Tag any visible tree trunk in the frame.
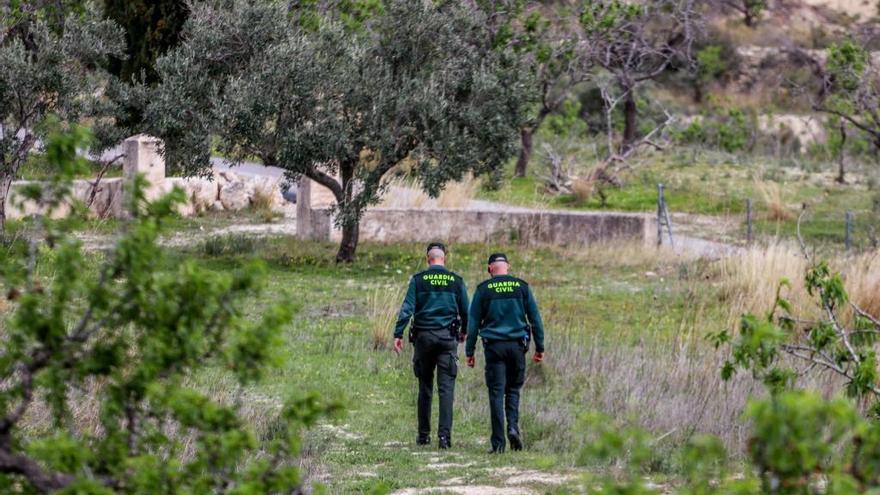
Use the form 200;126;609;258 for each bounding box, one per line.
514;108;550;178
335;221;360;263
693;82;703;104
514;127;533;178
622;90;638;152
0;174;12;232
836;120;847;184
335;160;359;263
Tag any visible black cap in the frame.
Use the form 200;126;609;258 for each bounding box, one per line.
427;242;447;254
487;253;508;264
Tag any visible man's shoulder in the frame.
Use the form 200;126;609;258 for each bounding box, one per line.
479;276;530;287
412;268;463;282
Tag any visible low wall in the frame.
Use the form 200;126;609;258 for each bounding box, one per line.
5;135;288;221
6;178;124;219
312;207;653;245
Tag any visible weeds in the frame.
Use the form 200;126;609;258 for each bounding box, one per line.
754;179;793;221
380;175;480;209
200;234;262;257
366;285;403;350
251;184;279;221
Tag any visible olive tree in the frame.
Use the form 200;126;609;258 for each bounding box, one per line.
474;0;591;178
813;40;880;152
148;0;523;262
0;2;123;230
0;127;338;493
578;0;698;152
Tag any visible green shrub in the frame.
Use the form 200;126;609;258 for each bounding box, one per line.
0;129;339;493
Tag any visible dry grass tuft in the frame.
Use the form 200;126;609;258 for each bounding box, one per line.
367;285;403;350
437;175;481;208
841;250;880;319
716;244;880;327
717;242;811;324
251;184;279;221
570;178;595;206
379;175;480;209
754;179;793;221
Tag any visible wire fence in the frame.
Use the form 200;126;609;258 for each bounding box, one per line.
656;183;879;251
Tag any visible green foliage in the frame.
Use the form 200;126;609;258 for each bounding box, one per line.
579;0;641;32
0;129;339;492
827;40;868;93
816;39;880;152
545;99;588;139
149;0;524;260
577;0;695;150
695;45;726;85
742;0;766;25
0;2;124;226
103;0;189;86
574;390;880;494
675;108;754;153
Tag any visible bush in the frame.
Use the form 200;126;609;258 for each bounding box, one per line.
0;129;339;493
673;108;754;153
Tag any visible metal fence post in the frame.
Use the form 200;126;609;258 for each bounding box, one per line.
746;198;753;245
657;183;664;246
845;210;853;251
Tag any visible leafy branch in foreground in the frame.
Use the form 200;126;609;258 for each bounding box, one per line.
712;250;880;400
0;128;340;494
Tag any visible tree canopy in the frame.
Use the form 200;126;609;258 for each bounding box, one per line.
0;2;123;229
148;0;525;261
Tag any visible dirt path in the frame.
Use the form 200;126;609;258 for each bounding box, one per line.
77;217;297;251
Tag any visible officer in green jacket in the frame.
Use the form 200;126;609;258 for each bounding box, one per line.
394;243;469;449
466;253;545;453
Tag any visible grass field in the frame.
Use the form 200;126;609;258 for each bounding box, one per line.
165;237;778;493
479;146;879;248
8;221;877;492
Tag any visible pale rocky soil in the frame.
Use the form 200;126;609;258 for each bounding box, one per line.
76;214;297;251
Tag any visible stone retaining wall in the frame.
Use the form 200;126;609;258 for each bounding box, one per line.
6;178;124;219
305;207;652;246
5;135;287;220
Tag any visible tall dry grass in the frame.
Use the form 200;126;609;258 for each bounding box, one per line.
251;183;279;221
716;242;880;325
366;285;403;350
843;251;880;318
379;175;480;209
717;242;811;325
754;179;793;221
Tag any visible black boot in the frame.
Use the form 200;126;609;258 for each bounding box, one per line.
438;436;451;449
417;435;430;446
507;429;523;451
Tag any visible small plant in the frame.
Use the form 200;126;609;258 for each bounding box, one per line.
251;184;280;221
754;179;792;221
571;178;597;207
367;286;403;350
201;234;261;257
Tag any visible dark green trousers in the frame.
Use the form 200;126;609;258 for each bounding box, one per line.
483;339;526;451
412;329;458;440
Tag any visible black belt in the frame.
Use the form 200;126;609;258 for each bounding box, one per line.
409;320;461;342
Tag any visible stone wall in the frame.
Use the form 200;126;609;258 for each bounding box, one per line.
303;206;652;246
6;178;124;219
295;176;653;246
5;135;287;220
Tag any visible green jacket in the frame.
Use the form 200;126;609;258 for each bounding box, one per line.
465;274;545;357
394;265;469;338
